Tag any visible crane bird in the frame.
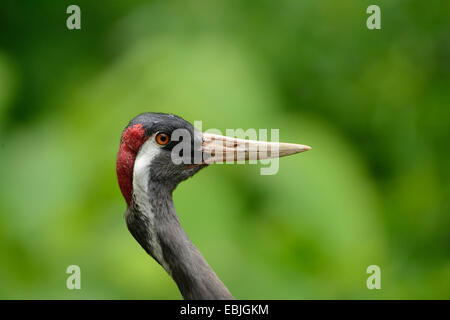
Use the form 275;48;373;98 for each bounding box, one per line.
116;112;311;300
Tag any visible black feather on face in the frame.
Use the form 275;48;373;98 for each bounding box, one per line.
126;112;198;149
126;112;206;189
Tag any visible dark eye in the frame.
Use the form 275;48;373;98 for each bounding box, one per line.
155;132;170;145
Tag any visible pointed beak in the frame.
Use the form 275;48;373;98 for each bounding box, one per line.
201;132;311;164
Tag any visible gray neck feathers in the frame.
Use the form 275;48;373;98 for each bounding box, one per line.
126;182;234;300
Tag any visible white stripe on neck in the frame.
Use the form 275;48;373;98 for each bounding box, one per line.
133;137;171;275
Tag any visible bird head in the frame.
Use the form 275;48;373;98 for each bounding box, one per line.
116;112;311;206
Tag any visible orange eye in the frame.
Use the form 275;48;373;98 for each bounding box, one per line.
155;132;170;145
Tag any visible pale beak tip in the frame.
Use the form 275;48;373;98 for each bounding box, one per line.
294;144;311;153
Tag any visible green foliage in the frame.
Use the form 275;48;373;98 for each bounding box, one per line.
0;0;448;299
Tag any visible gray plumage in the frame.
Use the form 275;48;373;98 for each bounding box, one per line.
126;191;233;299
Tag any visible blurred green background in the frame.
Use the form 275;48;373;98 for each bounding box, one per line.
0;1;449;299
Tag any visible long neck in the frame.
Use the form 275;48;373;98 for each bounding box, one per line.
127;183;234;300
